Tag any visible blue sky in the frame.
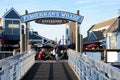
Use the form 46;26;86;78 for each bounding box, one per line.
0;0;120;40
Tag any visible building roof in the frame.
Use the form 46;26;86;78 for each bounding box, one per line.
2;7;20;19
29;32;42;40
4;31;50;41
104;17;120;33
84;17;120;45
29;31;50;41
93;31;104;39
88;18;117;32
83;31;105;44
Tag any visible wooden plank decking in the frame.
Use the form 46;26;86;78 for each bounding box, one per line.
21;60;78;80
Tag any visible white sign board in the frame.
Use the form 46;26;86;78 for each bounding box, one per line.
107;52;120;62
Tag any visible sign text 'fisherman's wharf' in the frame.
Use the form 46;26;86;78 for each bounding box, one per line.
21;10;84;23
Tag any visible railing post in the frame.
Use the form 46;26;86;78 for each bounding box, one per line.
80;34;83;53
104;49;107;62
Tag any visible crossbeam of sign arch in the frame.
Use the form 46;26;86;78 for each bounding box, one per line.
21;10;84;24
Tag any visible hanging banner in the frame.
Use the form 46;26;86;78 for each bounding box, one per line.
35;18;69;25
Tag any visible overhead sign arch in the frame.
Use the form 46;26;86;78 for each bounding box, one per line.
21;10;84;23
20;10;84;52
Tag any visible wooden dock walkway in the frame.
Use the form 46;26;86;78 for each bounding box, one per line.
21;60;78;80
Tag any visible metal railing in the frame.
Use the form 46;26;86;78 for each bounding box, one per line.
0;51;13;59
0;50;36;80
67;49;120;80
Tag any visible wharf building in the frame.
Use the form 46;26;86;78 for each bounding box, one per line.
0;8;50;58
83;17;120;49
65;16;120;50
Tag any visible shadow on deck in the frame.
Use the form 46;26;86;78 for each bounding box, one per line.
21;60;78;80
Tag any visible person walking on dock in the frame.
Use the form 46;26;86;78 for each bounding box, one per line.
55;46;59;61
38;48;46;61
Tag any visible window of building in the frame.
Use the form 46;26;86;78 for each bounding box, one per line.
4;20;20;35
110;36;116;49
5;20;12;28
5;20;20;28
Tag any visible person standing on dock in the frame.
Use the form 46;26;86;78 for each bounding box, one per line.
55;46;59;61
38;48;46;61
